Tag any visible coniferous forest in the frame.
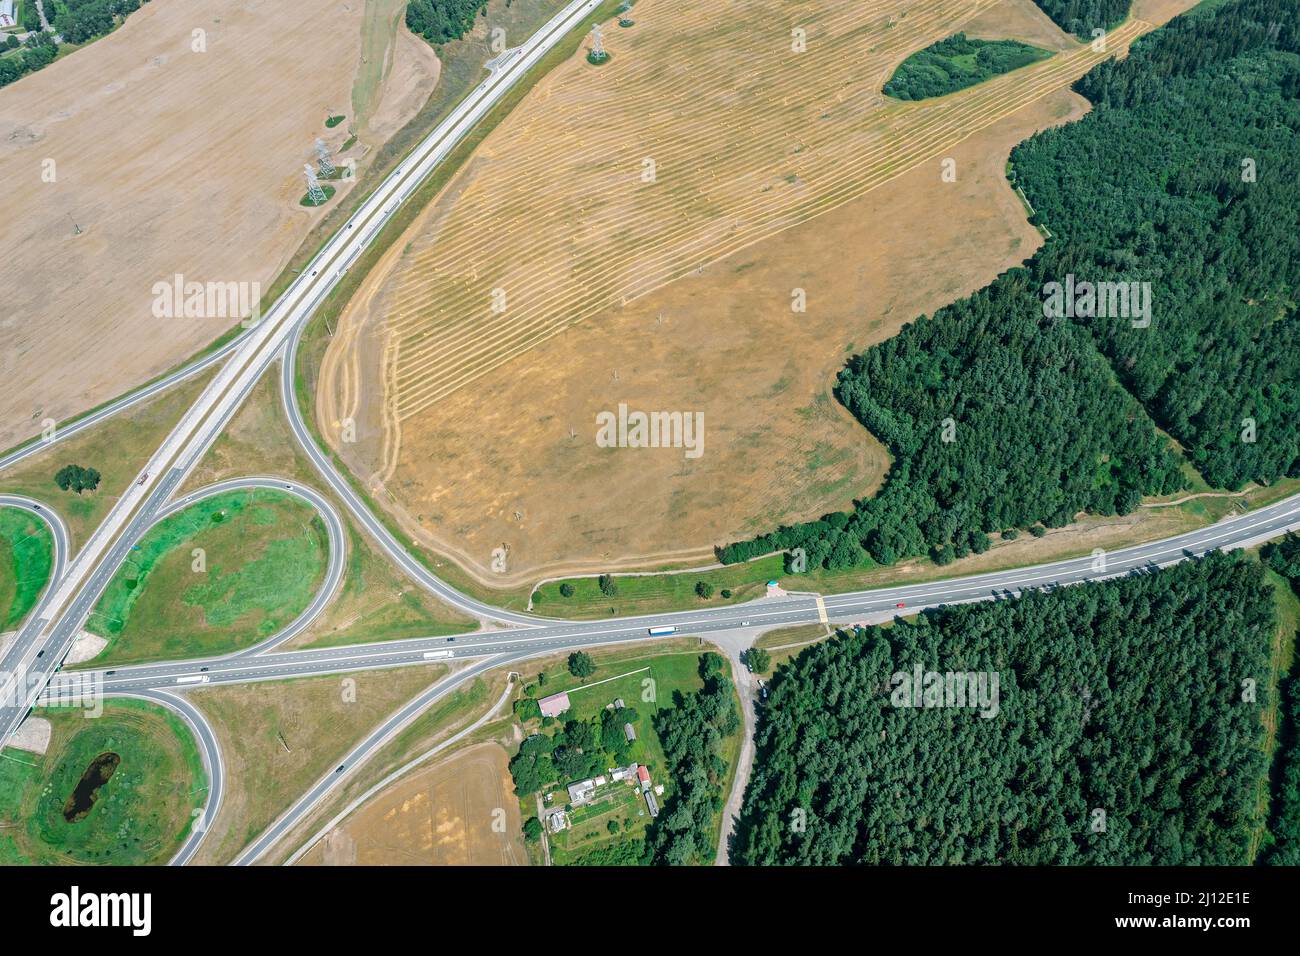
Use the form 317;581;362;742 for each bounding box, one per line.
733;554;1274;865
721;0;1300;573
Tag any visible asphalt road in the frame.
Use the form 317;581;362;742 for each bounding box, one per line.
4;0;1298;867
0;0;603;746
0;495;69;718
74;491;1300;700
0;335;244;475
106;688;225;867
151;477;346;657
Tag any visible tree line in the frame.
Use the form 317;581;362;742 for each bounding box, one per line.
1261;533;1300;865
0;0;145;89
733;553;1275;865
883;33;1051;101
405;0;489;46
720;0;1299;573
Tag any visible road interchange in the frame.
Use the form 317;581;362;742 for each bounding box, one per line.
2;0;1299;867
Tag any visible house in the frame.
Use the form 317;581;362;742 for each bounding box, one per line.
623;722;636;742
539;691;571;718
610;765;635;783
594;775;607;787
613;698;625;709
636;765;651;791
549;810;569;833
567;779;596;805
644;789;660;818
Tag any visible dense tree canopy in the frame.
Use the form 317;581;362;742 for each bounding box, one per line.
722;0;1300;572
733;554;1274;865
405;0;488;45
644;653;740;865
883;33;1051;100
1030;0;1132;39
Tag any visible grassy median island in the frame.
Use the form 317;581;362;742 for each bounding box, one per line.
84;488;329;666
0;506;54;630
533;554;785;619
0;699;206;866
882;33;1053;100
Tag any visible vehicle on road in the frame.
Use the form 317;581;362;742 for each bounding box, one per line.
175;674;210;685
136;472;149;486
896;602;906;608
648;625;677;636
422;650;454;660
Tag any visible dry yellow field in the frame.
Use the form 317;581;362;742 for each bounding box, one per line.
320;0;1172;584
0;0;434;449
298;742;526;866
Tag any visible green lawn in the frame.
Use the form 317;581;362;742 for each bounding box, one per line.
0;699;206;865
532;554;786;619
0;369;215;551
0;507;54;631
520;647;725;865
84;488;329;666
293;518;477;649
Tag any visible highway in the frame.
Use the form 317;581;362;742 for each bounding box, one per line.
2;0;1298;868
152;477;347;656
67;491;1300;700
0;495;68;713
105;689;225;867
0;335;244;475
0;0;605;745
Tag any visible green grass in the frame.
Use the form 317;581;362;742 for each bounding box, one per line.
295;518;477;649
0;370;216;551
299;184;337;207
0;507;54;630
83;488;329;666
325;114;347;129
523;648;712;865
0;699;206;866
533;554;786;619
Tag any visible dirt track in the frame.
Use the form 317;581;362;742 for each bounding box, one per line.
0;0;433;449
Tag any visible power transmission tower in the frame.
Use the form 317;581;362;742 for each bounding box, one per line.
315;139;335;177
304;164;327;205
591;22;605;58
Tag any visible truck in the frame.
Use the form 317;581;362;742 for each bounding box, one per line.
648;625;677;636
422;649;454;660
175;674;210;685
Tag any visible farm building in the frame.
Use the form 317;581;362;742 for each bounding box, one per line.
539;691;571;718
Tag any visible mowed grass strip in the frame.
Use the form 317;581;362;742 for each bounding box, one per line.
0;699;206;866
533;553;786;619
0;506;54;631
86;489;329;666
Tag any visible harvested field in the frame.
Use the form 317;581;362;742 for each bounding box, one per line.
0;0;434;449
321;0;1171;583
189;663;450;865
299;743;526;866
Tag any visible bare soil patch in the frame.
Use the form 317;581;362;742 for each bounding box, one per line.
0;0;433;449
300;742;526;866
317;0;1166;584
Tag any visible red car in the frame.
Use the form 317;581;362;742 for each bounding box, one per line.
895;602;906;608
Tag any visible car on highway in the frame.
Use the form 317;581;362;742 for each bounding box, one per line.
896;602;906;608
136;472;149;486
